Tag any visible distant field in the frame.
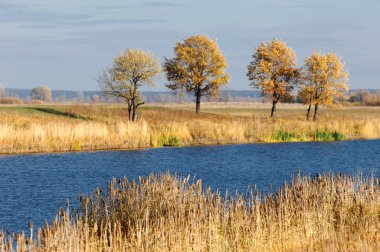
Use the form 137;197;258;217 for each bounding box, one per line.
155;102;380;119
0;103;379;154
1;102;379;118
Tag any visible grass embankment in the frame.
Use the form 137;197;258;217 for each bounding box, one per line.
1;172;379;251
0;103;380;154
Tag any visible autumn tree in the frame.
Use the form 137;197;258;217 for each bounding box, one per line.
31;86;52;102
300;51;349;121
247;39;300;118
98;49;160;121
164;35;230;114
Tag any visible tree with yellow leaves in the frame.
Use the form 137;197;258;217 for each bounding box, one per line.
247;39;300;118
300;51;349;121
164;35;230;114
98;49;160;121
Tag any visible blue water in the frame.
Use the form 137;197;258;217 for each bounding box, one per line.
0;140;379;233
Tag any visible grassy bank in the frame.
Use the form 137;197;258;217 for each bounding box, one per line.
1;172;379;251
0;103;380;154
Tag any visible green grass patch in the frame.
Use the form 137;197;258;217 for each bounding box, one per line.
274;131;295;142
32;107;91;120
0;107;44;115
153;135;181;147
165;136;181;147
314;130;347;141
331;131;347;141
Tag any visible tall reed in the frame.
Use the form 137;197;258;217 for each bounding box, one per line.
1;172;379;251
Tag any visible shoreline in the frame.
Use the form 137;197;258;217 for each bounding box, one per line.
1;137;379;157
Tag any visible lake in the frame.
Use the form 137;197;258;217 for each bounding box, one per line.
0;140;379;233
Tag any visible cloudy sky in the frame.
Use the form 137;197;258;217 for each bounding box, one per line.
0;0;379;91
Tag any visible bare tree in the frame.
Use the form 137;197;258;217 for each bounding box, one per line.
31;86;52;102
0;85;5;99
76;91;85;103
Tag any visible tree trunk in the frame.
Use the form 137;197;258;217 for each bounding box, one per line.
127;100;132;121
270;100;277;118
313;104;319;121
306;103;311;121
195;93;201;114
132;101;138;121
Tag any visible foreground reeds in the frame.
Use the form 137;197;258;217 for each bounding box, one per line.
1;172;379;251
0;104;380;154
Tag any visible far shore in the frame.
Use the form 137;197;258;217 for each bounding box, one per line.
0;103;379;155
1;136;379;157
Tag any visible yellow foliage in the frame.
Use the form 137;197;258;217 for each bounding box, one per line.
300;51;349;107
247;39;300;117
164;35;230;113
113;49;160;87
99;48;160;121
248;40;298;98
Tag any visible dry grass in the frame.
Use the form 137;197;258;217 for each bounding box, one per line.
0;97;24;104
0;103;379;154
1;172;379;251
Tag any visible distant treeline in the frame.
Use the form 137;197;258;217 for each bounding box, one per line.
2;88;263;103
348;89;380;106
1;88;379;105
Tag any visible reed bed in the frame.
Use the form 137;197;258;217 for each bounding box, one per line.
0;104;380;154
1;172;379;251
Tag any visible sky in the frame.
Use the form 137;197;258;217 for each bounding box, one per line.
0;0;379;91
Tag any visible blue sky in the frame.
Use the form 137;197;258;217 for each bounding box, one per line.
0;0;379;91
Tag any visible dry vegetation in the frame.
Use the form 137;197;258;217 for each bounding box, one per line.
1;172;379;251
0;97;24;104
0;103;380;154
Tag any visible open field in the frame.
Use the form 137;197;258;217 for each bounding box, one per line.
1;172;379;251
155;102;380;119
0;103;380;154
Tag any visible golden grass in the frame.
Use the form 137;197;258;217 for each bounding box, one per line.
1;172;379;251
0;103;379;154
